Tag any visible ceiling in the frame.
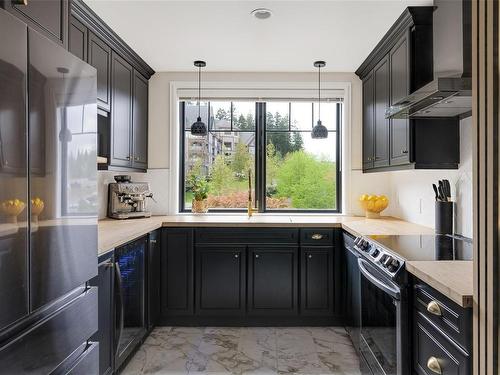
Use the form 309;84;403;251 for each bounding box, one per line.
84;0;433;73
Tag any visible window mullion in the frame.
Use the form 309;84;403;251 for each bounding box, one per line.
256;102;266;213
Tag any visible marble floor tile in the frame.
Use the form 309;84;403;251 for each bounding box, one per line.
122;327;362;375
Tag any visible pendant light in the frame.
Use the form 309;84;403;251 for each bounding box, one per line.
191;60;207;136
312;60;328;139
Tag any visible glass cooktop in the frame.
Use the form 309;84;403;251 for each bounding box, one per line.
366;234;473;262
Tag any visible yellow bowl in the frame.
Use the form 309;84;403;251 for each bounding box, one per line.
31;198;45;216
1;199;26;222
359;195;389;218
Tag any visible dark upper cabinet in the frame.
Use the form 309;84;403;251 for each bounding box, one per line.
89;257;114;375
88;32;111;111
300;247;334;316
356;7;459;172
248;246;298;316
389;34;410;166
195;245;246;316
110;51;133;167
68;15;87;61
132;71;148;169
2;0;68;46
148;230;161;330
373;56;390;168
362;72;375;170
161;228;194;317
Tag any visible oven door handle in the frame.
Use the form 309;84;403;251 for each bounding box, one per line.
358;258;401;300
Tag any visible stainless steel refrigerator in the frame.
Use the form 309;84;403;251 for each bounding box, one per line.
0;9;99;373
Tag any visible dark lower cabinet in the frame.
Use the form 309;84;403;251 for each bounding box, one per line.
148;230;161;330
195;246;246;315
300;247;334;316
90;255;114;375
412;277;472;375
343;233;361;350
161;228;194;316
248;246;298;316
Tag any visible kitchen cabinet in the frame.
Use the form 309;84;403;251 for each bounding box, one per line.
110;51;133;168
148;230;161;330
389;33;410;166
248;246;298;316
195;245;246;315
132;70;148;169
412;277;472;375
89;255;114;375
68;15;87;61
373;55;390;168
362;72;375;170
2;0;68;46
88;31;112;111
356;7;459;172
300;247;334;315
161;228;194;317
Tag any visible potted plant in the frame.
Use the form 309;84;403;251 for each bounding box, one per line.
189;175;209;214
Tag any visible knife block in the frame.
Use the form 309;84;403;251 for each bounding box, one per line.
435;201;454;235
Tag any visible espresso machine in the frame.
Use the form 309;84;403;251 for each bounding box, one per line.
107;175;154;219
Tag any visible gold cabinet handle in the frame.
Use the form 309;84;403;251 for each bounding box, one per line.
427;356;442;374
427;300;442;316
311;234;324;240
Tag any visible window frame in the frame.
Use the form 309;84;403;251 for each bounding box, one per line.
179;101;342;213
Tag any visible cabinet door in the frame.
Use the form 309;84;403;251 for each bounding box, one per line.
28;64;46;176
148;230;161;330
362;72;375;170
89;259;114;375
300;247;334;316
161;228;194;317
373;56;390;168
344;241;361;350
132;71;148;170
88;32;111;111
248;246;298;316
390;34;410;166
110;51;133;167
3;0;67;46
196;246;246;316
68;16;87;61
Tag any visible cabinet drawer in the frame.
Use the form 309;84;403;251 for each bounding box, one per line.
300;229;335;245
59;341;99;375
0;287;97;374
195;228;299;245
414;311;470;375
414;282;472;351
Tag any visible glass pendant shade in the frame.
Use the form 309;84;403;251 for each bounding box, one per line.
312;60;328;139
311;120;328;139
191;60;207;136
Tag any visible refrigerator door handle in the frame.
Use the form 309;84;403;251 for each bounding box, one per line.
114;261;124;355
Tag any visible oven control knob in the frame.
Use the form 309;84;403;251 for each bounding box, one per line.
387;259;400;273
383;256;393;267
371;248;380;257
360;240;370;251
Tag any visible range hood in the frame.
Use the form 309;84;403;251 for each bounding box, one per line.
387;0;472;119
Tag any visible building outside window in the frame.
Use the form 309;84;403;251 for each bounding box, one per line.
180;99;341;212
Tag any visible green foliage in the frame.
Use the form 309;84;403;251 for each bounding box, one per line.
187;174;209;201
275;151;336;209
234;113;255;130
215;108;230;120
209;155;233;195
232;142;252;176
266;112;304;156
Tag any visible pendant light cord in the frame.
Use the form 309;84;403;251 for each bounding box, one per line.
198;65;201;118
318;64;321;122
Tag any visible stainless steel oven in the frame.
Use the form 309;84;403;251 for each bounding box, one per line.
358;258;408;375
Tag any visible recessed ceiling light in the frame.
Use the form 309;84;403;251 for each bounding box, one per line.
251;8;272;20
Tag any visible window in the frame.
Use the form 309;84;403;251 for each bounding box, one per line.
180;100;342;212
